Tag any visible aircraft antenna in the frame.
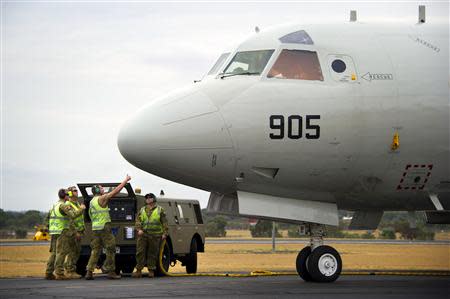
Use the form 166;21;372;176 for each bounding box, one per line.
350;10;357;22
418;5;425;24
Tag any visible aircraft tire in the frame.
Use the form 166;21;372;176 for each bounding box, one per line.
307;245;342;283
296;246;313;282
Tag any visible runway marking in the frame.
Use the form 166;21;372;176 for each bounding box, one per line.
66;283;147;289
64;281;215;288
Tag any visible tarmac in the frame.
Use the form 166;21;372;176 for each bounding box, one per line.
0;275;449;299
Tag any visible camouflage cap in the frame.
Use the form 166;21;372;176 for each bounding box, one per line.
145;193;157;201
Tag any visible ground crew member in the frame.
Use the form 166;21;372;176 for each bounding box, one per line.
64;186;85;279
132;193;168;278
85;175;131;280
45;188;85;280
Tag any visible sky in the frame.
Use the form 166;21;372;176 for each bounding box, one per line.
1;1;448;211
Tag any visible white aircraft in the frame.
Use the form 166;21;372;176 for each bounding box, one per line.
118;7;449;282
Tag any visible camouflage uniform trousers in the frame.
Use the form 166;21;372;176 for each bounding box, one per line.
64;231;83;273
86;223;116;273
135;233;162;271
45;234;58;275
46;230;73;275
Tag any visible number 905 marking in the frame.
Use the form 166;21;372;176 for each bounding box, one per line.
269;115;320;140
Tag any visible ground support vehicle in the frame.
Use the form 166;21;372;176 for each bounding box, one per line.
75;183;205;276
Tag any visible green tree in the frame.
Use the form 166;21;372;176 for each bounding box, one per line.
288;226;300;238
380;229;396;239
205;216;227;237
250;220;281;238
361;231;375;239
20;210;45;228
415;228;435;240
0;209;7;229
325;225;345;238
15;229;28;239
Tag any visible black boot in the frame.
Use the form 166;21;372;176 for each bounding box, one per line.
85;270;94;280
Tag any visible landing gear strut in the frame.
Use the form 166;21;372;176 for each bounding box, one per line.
296;224;342;283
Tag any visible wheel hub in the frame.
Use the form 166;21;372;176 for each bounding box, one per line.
317;253;337;276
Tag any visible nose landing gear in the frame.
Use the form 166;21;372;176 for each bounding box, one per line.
296;224;342;283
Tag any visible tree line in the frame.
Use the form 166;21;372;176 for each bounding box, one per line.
0;209;47;238
0;208;446;240
203;210;446;240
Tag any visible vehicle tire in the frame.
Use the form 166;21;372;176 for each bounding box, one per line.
296;246;313;282
306;245;342;283
121;262;135;274
115;264;121;275
156;240;171;277
185;238;198;274
117;255;135;274
76;256;88;277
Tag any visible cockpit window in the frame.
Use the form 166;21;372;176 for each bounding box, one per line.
279;30;313;45
222;50;274;76
207;52;230;75
267;49;323;81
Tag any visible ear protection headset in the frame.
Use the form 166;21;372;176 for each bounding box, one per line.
67;191;73;197
92;185;101;195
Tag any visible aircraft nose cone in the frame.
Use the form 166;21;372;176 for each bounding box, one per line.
118;89;236;193
117;114;145;167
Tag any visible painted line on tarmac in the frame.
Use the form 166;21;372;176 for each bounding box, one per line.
66;284;143;289
342;270;450;276
63;270;450;284
206;239;450;245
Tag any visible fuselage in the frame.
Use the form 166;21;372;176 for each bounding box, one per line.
118;22;449;212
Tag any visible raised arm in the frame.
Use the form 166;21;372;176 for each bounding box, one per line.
98;175;131;208
60;203;85;219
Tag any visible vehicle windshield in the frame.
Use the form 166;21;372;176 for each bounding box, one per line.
221;50;274;76
85;186;130;197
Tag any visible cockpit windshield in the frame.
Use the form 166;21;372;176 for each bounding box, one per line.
267;50;323;81
207;52;230;75
221;50;274;76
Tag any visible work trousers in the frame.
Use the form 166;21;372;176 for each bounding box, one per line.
135;233;162;271
65;231;83;273
46;229;73;275
86;223;116;273
45;234;58;275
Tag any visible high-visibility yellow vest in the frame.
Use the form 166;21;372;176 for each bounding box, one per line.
67;201;85;231
89;196;111;231
49;201;69;235
139;206;163;234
